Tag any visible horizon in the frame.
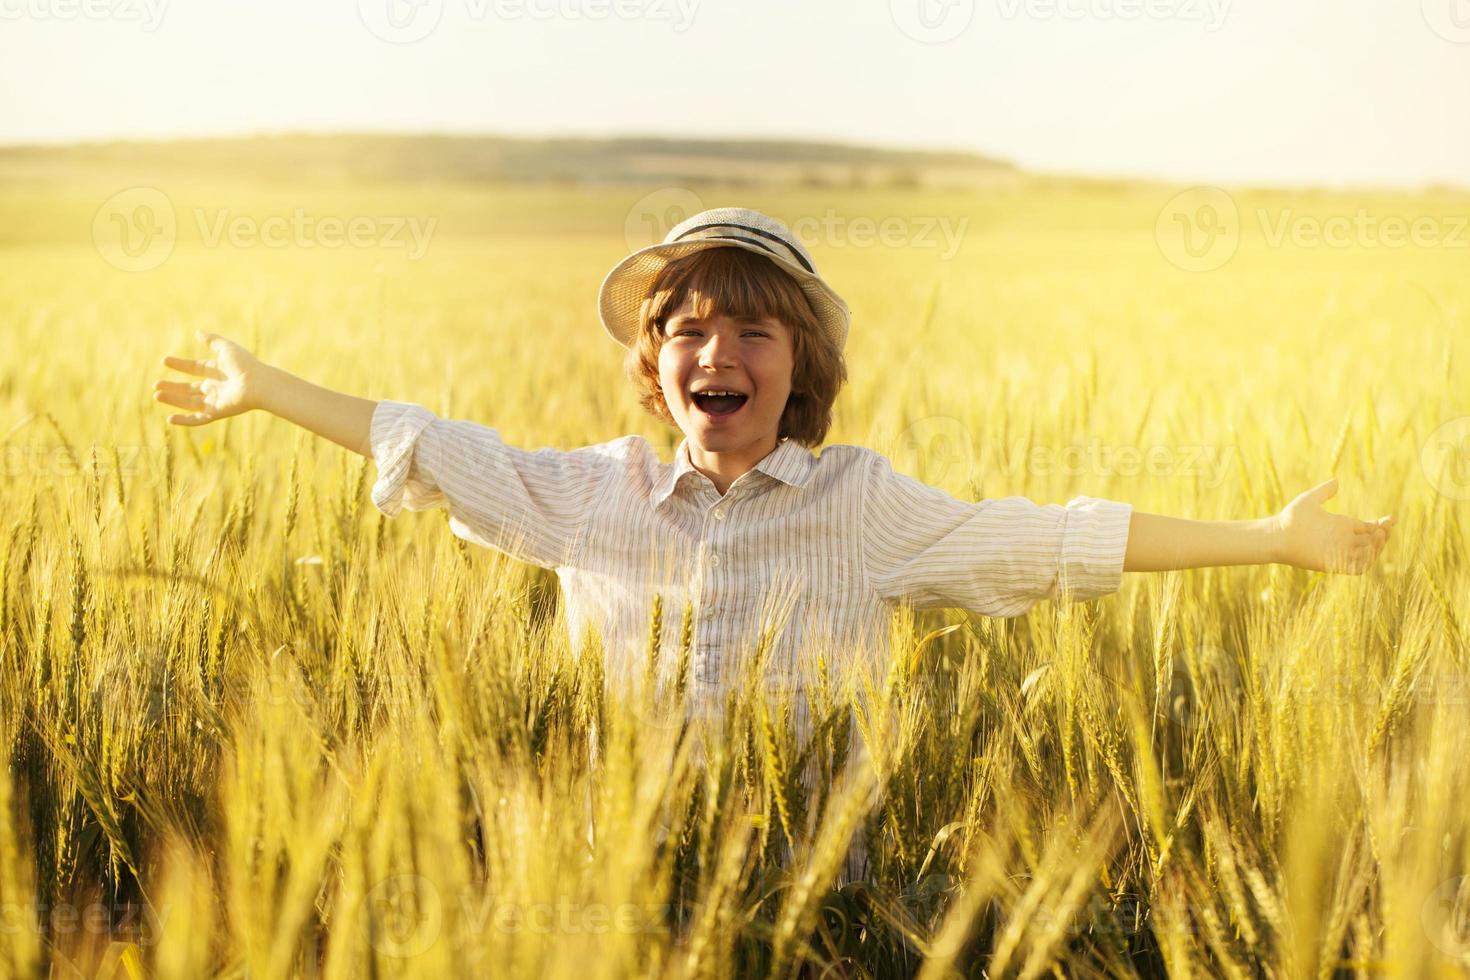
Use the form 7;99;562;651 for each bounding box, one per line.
5;128;1468;197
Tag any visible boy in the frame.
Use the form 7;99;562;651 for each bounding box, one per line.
153;206;1395;699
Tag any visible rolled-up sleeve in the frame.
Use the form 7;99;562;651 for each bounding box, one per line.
861;452;1132;617
369;400;614;570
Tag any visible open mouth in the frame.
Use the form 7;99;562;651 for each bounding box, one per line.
691;392;749;418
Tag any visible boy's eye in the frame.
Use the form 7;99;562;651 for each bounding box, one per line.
672;329;768;338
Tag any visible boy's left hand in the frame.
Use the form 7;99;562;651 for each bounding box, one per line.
1272;479;1396;574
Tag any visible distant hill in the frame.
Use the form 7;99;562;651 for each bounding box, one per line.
0;132;1019;189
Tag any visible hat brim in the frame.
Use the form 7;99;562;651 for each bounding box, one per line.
598;238;850;352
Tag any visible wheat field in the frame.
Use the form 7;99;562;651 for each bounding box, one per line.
1;176;1468;978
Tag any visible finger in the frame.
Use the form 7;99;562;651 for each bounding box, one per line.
154;389;203;411
154;386;201;404
1304;478;1338;506
153;380;201;395
167;412;215;427
1353;522;1386;545
195;329;234;351
1354;515;1398;534
161;355;226;381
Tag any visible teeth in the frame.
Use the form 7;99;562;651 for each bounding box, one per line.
694;390;744;397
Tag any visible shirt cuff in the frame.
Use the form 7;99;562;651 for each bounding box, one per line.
1057;497;1133;601
369;400;440;517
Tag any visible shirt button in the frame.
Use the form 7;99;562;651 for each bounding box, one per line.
709;553;721;567
713;509;726;520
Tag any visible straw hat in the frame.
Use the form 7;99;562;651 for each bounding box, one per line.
598;206;851;352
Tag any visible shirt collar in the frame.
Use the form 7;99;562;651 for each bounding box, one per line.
653;437;816;509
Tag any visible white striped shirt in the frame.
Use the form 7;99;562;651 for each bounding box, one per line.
368;399;1134;705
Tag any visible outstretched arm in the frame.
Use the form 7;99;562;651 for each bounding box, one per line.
153;331;377;457
157;333;613;570
1123;479;1396;575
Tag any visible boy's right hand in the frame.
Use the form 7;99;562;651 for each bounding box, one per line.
152;330;268;426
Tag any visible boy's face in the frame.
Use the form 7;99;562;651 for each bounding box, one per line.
657;296;796;455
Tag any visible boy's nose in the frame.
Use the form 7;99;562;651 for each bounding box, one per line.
697;334;736;367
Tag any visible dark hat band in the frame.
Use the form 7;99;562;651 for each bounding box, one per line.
670;222;816;275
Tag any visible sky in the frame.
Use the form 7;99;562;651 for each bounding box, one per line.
1;0;1467;189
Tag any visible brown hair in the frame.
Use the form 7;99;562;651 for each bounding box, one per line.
623;247;848;447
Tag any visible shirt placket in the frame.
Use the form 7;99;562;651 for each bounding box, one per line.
691;476;750;693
